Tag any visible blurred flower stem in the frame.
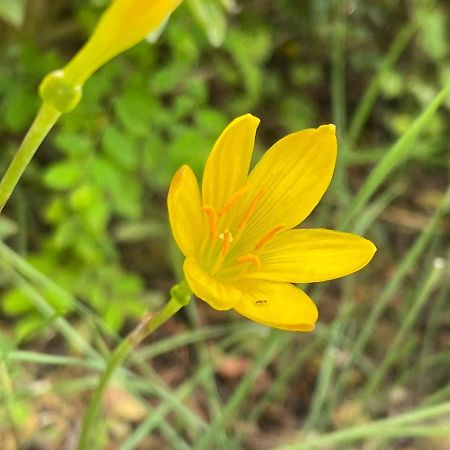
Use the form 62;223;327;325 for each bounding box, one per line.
76;280;191;450
0;0;182;213
0;103;61;212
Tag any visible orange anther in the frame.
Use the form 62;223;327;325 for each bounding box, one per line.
255;225;285;250
202;205;218;240
237;253;262;270
237;191;265;232
218;183;250;217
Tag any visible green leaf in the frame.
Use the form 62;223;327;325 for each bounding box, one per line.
2;289;33;316
419;9;448;61
54;132;93;156
16;315;48;342
102;126;138;169
103;301;126;331
44;163;83;191
70;184;94;210
3;87;39;132
187;0;227;47
53;220;79;249
115;89;160;137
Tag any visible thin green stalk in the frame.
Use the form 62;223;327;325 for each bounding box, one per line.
135;322;247;360
0;240;125;345
249;335;323;424
186;303;230;447
194;330;289;450
279;426;450;450
331;183;450;405
5;351;99;369
363;258;445;398
273;401;450;450
76;284;191;450
124;368;208;432
76;338;133;450
418;266;450;379
2;266;98;358
343;77;450;227
422;383;450;407
347;22;416;147
118;365;213;450
304;298;353;431
1;249;206;439
0;361;21;449
330;3;349;202
158;420;191;450
0;103;60;212
305;187;395;424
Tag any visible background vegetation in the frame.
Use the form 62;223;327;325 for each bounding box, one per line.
1;0;449;448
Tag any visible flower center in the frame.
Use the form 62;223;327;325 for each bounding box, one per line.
200;185;284;279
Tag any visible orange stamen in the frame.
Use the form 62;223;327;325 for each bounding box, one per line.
237;253;262;270
219;230;233;257
218;183;250;217
237;191;265;232
255;224;285;250
202;205;218;240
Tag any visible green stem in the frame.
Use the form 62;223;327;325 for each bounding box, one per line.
274;401;450;450
343;76;450;227
363;257;445;398
76;280;191;450
0;102;61;212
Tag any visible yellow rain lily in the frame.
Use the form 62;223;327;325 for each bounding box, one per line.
64;0;183;86
168;114;376;331
39;0;183;113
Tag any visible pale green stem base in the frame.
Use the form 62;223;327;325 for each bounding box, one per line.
76;280;191;450
0;102;61;212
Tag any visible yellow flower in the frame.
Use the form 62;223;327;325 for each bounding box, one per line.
63;0;183;86
168;114;376;331
39;0;182;112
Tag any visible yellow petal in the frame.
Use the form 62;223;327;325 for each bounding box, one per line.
167;165;204;257
233;279;318;331
202;114;260;211
64;0;182;85
248;228;376;283
236;125;337;247
184;257;243;310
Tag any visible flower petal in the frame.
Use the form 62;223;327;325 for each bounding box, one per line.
64;0;182;84
184;257;243;310
233;279;318;331
248;228;376;283
167;165;204;257
202;114;260;211
235;125;337;247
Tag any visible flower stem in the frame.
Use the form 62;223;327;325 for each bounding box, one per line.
0;102;61;213
76;280;191;450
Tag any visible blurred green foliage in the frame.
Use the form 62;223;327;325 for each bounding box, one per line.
0;0;449;341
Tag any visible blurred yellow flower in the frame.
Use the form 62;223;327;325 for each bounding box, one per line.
63;0;182;85
168;114;376;331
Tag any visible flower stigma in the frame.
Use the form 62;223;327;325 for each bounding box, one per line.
199;185;284;281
